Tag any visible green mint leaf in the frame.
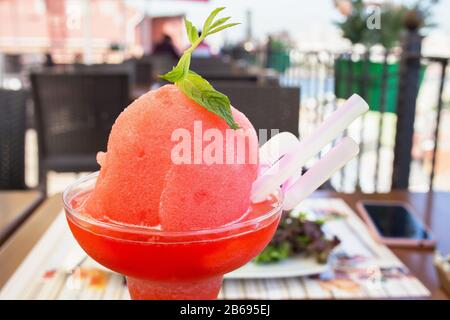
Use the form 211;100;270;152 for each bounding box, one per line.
178;52;191;77
159;7;240;129
160;52;191;82
207;23;241;36
202;7;225;33
208;16;231;30
184;19;198;44
159;66;183;82
178;71;239;129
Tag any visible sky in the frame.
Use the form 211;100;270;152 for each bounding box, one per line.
128;0;450;54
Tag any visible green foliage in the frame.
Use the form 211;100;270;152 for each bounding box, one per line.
336;0;438;49
336;0;369;46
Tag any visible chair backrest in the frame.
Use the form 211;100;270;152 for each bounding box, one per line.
214;84;300;138
206;74;259;85
124;58;153;88
31;72;130;172
145;54;177;77
3;54;22;74
73;63;135;86
0;89;27;190
190;57;233;75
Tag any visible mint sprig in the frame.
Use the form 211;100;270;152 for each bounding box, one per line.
160;7;240;129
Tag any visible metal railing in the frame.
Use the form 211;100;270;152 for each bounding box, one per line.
243;38;449;193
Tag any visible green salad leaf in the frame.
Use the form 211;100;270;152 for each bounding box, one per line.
254;212;341;264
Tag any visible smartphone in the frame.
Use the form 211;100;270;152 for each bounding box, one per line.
357;200;435;248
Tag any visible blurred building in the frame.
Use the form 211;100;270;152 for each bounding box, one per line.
135;14;185;55
0;0;187;63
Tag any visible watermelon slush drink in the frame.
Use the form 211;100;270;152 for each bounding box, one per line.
64;174;282;300
63;85;283;299
64;8;284;299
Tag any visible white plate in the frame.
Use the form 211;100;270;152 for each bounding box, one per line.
224;255;329;279
224;206;335;279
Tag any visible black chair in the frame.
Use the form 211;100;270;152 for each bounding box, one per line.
206;74;259;87
3;54;22;74
124;58;154;88
190;57;233;75
146;54;177;78
31;72;130;193
0;89;27;190
214;84;301;138
73;62;135;87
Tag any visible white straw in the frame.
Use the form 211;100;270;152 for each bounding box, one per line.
251;94;368;202
283;137;359;210
259;132;299;170
282;168;302;192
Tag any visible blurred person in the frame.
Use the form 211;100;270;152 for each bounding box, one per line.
74;53;83;65
43;52;55;68
265;35;273;68
153;34;180;60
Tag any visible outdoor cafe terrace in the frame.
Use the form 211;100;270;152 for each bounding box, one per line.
0;0;450;302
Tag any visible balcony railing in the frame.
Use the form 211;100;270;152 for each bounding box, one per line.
242;34;449;193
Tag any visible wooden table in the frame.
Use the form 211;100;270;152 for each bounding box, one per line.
0;191;44;246
313;190;450;300
0;190;449;299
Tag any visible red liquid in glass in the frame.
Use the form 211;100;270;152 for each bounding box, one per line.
66;192;281;300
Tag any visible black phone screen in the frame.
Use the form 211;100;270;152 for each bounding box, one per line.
363;203;430;239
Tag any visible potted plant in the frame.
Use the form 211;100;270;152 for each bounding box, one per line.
266;34;292;73
334;0;437;113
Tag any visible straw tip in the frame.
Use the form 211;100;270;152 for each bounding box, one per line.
348;93;370;113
